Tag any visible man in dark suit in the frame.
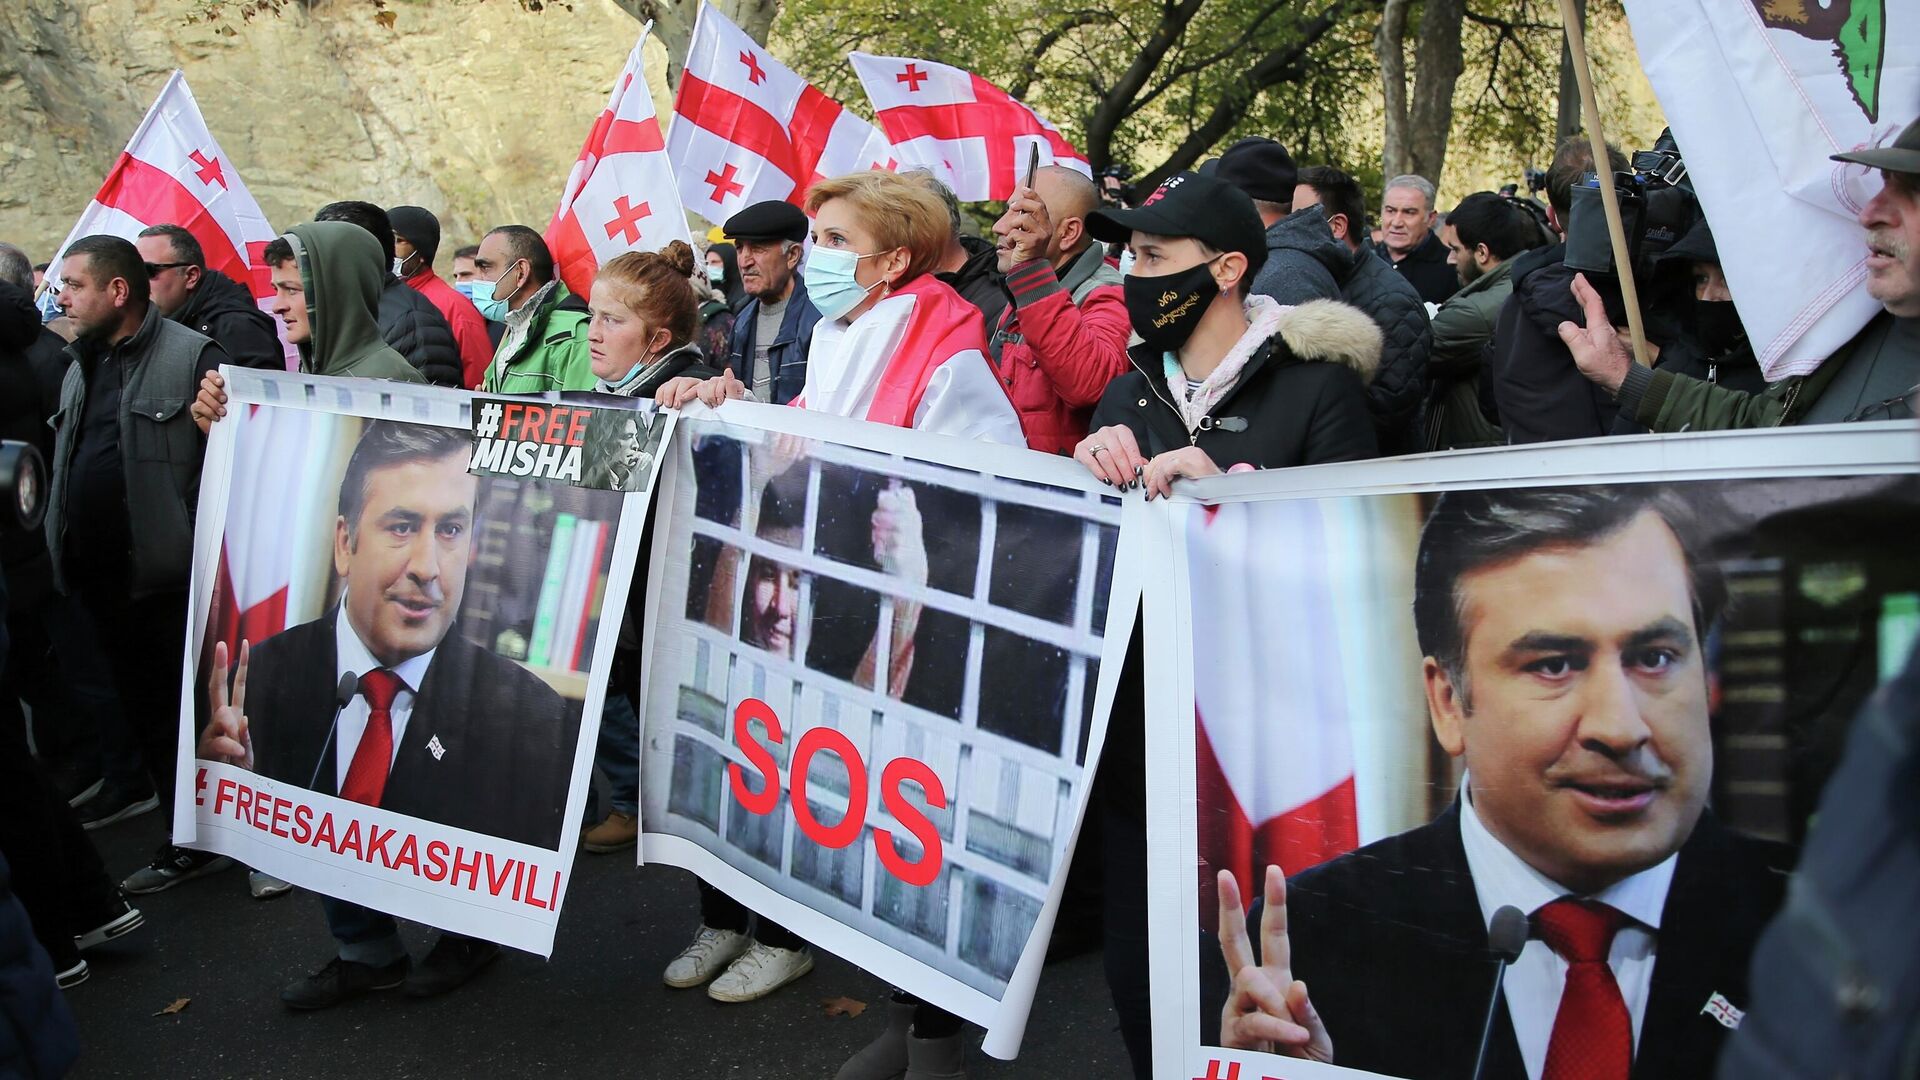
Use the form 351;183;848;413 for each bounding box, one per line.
1208;485;1792;1080
198;420;576;1009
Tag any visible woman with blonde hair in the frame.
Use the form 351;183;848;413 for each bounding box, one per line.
659;170;1024;446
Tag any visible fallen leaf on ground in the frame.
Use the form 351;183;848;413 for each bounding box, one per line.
153;997;191;1017
822;996;868;1018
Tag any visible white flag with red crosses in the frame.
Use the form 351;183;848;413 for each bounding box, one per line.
847;53;1089;202
41;71;293;367
668;5;896;226
546;26;693;300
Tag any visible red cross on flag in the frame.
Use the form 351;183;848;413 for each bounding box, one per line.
668;5;896;225
847;52;1090;201
546;27;693;300
41;71;293;367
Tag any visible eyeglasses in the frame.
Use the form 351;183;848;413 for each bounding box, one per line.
143;261;192;277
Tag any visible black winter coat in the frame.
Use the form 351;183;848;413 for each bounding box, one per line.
377;277;462;387
1088;298;1381;467
1485;244;1647;444
0;851;78;1080
171;268;282;370
1339;247;1431;453
0;281;66;581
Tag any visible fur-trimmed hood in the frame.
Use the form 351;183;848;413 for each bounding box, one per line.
1272;297;1383;380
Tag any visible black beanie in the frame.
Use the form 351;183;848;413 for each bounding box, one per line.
387;205;442;266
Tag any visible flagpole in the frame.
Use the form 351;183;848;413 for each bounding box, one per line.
1557;0;1651;368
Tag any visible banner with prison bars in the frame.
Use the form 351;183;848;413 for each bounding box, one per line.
638;399;1140;1057
171;369;669;957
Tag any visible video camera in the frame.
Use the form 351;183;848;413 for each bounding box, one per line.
1565;128;1699;279
0;440;47;535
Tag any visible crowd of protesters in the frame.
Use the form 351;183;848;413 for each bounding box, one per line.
3;112;1918;1080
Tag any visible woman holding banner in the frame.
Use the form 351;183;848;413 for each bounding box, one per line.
1068;170;1382;1078
659;170;1024;1079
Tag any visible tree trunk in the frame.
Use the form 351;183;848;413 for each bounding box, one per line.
1556;0;1589;145
1403;0;1464;183
1375;0;1413;179
611;0;779;85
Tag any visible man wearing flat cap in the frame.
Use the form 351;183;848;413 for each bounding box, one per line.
389;206;493;389
1564;114;1920;428
722;200;818;405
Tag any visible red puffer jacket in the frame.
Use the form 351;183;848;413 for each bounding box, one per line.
987;245;1132;455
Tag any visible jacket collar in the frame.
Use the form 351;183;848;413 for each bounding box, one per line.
68;303;163;370
1059;243;1120;296
1449;256;1515;301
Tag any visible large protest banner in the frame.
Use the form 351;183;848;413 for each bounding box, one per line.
171;369;669;956
639;400;1137;1055
1139;425;1920;1080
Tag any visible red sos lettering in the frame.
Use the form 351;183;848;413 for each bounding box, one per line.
727;697;946;887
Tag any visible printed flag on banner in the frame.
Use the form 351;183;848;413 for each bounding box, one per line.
547;26;693;300
1188;500;1359;934
847;53;1090;202
1619;0;1916;381
669;5;897;224
41;71;292;367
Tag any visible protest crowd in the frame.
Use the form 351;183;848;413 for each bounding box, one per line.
1;9;1918;1080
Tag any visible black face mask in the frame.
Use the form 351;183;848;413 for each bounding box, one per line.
1124;257;1221;352
1694;300;1746;356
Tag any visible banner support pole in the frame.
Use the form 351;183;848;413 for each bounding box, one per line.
1558;0;1652;367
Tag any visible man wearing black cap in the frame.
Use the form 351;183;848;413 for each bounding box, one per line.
1208;137;1347;308
1564;115;1920;428
1070;170;1379;1078
721;200;818;405
389;206;494;389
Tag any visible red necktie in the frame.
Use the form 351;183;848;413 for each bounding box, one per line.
1536;898;1633;1080
338;669;403;806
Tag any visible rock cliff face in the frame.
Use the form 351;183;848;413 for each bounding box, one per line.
0;0;669;270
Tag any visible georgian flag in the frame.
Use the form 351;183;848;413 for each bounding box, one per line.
546;26;693;300
798;275;1024;445
41;71;293;367
1189;499;1362;933
847;53;1090;201
1619;0;1916;381
668;5;895;225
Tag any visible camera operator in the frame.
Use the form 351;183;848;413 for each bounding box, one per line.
1634;219;1767;396
1564;117;1920;427
1485;135;1668;445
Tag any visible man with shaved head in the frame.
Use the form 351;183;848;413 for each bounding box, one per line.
988;165;1131;454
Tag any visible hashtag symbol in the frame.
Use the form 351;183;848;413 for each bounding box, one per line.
475;401;503;438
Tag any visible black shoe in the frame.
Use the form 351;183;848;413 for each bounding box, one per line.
404;934;500;998
121;844;234;895
73;895;145;951
280;955;411;1010
76;784;159;830
48;760;104;808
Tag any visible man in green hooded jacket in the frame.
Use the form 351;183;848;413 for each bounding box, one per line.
472;225;594;394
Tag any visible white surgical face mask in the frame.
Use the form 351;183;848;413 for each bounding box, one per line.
392;256;410;278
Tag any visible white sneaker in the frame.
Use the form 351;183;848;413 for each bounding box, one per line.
662;925;750;989
706;942;814;1003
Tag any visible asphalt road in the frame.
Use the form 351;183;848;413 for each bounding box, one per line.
67;805;1130;1079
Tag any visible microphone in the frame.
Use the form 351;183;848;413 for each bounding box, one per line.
1470;904;1531;1080
308;673;360;791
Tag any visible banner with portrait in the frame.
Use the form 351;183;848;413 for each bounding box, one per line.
1138;425;1920;1080
638;400;1138;1057
170;369;671;956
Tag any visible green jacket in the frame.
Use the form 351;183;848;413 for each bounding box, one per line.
287;221;425;383
1423;259;1514;451
482;282;595;394
48;305;226;598
1615;310;1911;430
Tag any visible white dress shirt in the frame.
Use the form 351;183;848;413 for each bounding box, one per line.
1458;781;1677;1080
332;607;435;791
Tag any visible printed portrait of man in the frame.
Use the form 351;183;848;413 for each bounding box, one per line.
198;420;579;849
1205;485;1793;1080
